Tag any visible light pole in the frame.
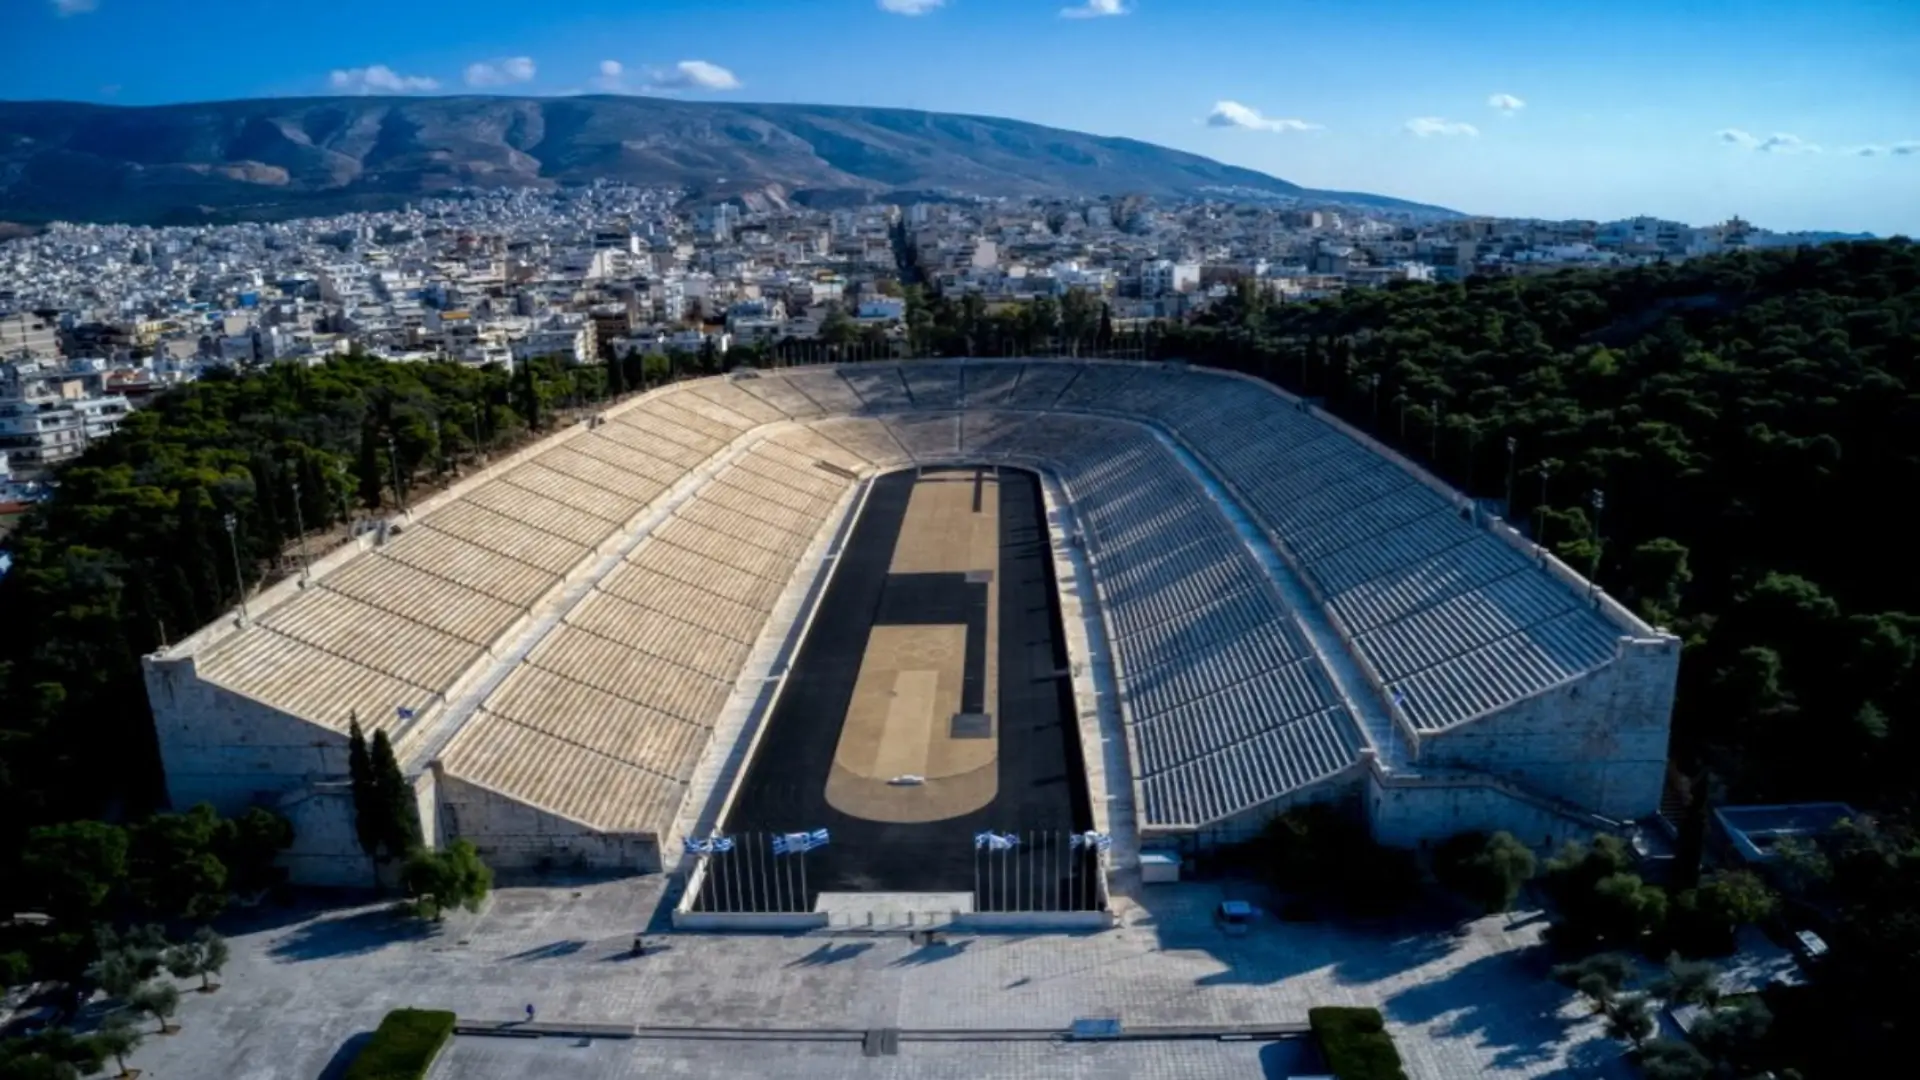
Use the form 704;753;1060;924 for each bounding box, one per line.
290;476;311;583
1369;373;1381;430
223;512;249;624
1589;489;1605;599
1536;462;1554;549
387;434;405;513
1504;437;1517;514
1429;397;1441;464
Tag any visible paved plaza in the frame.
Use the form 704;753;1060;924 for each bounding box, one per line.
113;877;1632;1080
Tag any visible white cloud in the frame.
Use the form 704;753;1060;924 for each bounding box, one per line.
328;65;441;94
590;60;628;92
1851;141;1920;157
1405;117;1479;138
53;0;98;15
1719;128;1821;154
645;60;741;91
1205;101;1320;134
464;56;537;88
1061;0;1128;17
878;0;945;13
1487;93;1525;115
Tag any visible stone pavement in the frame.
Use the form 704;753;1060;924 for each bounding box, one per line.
116;877;1633;1080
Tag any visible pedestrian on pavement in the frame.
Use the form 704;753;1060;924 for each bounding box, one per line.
525;1003;536;1023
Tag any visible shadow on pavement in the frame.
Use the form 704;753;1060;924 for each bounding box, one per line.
1383;947;1575;1073
787;942;874;967
315;1031;372;1080
889;939;970;966
266;906;437;963
501;939;587;962
1259;1037;1327;1079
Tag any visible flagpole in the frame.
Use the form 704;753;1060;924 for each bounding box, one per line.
799;847;808;913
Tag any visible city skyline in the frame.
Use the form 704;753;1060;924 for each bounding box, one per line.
11;0;1920;235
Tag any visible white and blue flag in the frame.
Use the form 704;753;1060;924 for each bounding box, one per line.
974;831;1020;852
682;834;736;856
396;705;416;721
1070;831;1112;852
772;829;829;855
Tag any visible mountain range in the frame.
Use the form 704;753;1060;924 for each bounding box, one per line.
0;95;1454;225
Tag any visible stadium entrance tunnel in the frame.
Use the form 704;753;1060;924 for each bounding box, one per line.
695;465;1099;916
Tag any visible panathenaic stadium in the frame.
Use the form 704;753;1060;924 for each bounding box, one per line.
143;359;1679;923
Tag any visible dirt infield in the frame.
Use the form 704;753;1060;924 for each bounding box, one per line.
826;468;1001;823
708;466;1093;909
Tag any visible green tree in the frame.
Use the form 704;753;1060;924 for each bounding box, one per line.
89;1013;143;1079
347;717;379;864
214;807;293;895
1434;830;1536;913
1603;993;1655;1048
126;980;180;1034
163;928;228;993
369;729;421;859
1649;954;1722;1009
1552;952;1636;1013
1638;1038;1712;1080
126;804;229;921
86;925;168;1001
514;358;543;430
19;822;127;923
400;839;493;920
355;422;384;510
819;307;858;347
1630;537;1693;623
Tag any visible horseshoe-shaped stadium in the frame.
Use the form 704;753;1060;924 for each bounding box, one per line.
143;360;1680;889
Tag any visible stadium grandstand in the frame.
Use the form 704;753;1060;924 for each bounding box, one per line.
143;359;1679;887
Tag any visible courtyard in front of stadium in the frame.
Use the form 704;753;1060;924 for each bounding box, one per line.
117;876;1636;1080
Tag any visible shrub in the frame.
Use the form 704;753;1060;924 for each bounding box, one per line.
400;840;493;920
1309;1006;1408;1080
343;1009;456;1080
1434;830;1537;913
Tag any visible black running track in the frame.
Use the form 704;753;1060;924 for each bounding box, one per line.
700;467;1095;911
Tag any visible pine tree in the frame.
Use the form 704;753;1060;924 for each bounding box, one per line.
370;729;422;858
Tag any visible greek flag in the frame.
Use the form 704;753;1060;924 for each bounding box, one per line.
1070;831;1112;852
772;829;829;855
396;705;416;720
682;835;735;856
1392;690;1408;707
974;831;1019;852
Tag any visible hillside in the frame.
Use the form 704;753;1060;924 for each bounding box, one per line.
0;95;1454;225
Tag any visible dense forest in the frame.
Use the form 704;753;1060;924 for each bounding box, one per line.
2;241;1917;1076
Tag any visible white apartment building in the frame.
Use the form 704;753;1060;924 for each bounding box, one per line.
1141;259;1201;297
0;365;131;468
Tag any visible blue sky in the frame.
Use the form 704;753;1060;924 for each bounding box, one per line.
11;0;1919;233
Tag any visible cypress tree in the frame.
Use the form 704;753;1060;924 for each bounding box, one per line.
347;718;379;863
516;359;542;430
369;729;422;857
606;351;627;397
355;423;384;509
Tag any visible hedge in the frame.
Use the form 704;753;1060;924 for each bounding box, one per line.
343;1008;457;1080
1309;1006;1408;1080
